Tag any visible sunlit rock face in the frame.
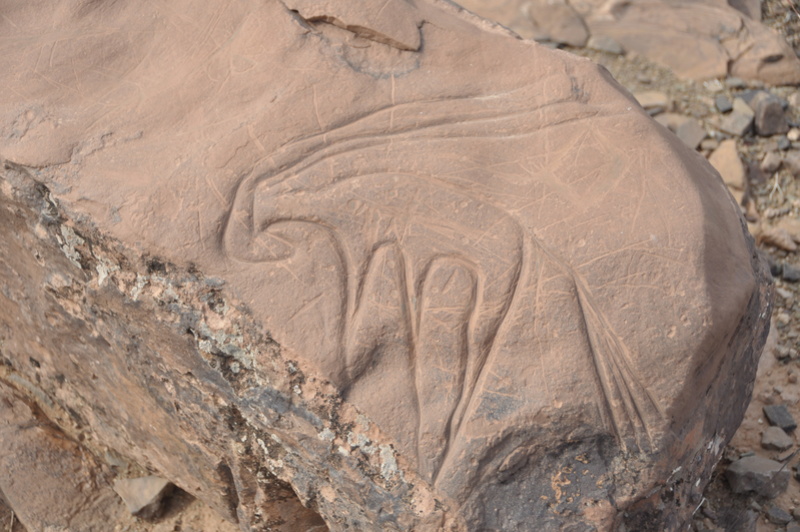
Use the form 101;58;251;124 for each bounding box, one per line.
0;1;771;530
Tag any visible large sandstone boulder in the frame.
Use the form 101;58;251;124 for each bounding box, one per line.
0;0;771;530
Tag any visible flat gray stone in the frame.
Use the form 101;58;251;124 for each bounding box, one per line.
715;95;733;113
751;91;789;137
764;404;797;432
634;90;670;113
719;112;754;137
587;35;623;54
761;426;793;451
708;139;746;189
726;455;790;498
765;505;792;525
676;119;707;150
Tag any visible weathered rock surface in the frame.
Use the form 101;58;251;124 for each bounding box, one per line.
0;0;772;531
0;381;128;531
458;0;800;84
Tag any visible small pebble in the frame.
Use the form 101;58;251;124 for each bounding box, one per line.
789;128;800;141
765;505;792;525
586;35;623;55
761;426;794;451
715;95;733;113
783;264;800;283
760;151;782;173
789;90;800;108
776;287;793;299
726;77;747;89
700;138;719;151
770;259;783;277
763;404;797;432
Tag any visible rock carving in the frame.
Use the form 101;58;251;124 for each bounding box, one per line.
0;0;773;529
221;92;665;484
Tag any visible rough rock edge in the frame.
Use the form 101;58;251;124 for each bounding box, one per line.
0;159;460;531
621;208;774;530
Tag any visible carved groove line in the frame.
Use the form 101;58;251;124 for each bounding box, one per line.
221;93;663;481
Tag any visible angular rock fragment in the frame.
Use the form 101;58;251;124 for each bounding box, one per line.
0;0;773;530
765;505;792;525
783;264;800;283
586;34;623;54
719;101;755;137
726;455;790;498
750;92;789;137
709;140;747;190
764;404;797;432
526;0;589;46
764;506;792;525
634;90;671;114
676;119;707;150
113;476;173;519
761;426;793;451
655;112;692;132
716;95;734;114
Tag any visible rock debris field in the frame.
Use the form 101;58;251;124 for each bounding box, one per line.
1;0;800;530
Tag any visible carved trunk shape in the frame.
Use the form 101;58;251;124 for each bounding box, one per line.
0;0;771;530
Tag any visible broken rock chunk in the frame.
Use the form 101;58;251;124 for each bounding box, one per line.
761;426;794;451
113;476;173;519
764;404;798;432
709;139;747;190
526;0;589;46
726;455;790;498
750;91;789;137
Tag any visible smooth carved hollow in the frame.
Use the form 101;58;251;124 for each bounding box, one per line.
222;88;665;484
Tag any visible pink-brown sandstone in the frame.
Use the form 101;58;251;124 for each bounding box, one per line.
0;0;772;530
